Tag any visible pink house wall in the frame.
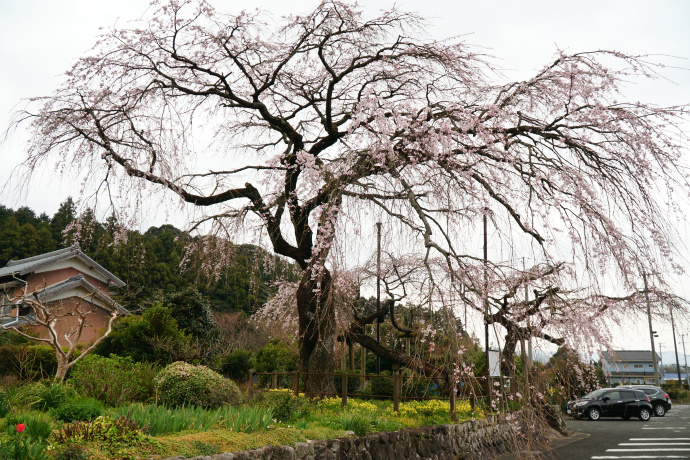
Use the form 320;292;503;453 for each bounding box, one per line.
25;268;110;294
25;297;113;347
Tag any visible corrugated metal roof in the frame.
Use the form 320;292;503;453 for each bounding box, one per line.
0;246;125;287
601;350;661;362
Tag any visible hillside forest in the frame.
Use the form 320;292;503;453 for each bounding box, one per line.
0;199;301;314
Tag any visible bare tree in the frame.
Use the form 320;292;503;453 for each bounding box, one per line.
0;291;119;381
12;0;689;393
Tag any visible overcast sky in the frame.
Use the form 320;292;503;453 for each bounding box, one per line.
1;0;689;358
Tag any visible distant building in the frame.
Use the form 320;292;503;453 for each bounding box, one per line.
0;246;126;346
601;350;662;385
663;372;688;383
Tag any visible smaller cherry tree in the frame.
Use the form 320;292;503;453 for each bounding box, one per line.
0;289;119;381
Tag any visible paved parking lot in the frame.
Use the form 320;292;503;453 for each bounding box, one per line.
502;404;690;459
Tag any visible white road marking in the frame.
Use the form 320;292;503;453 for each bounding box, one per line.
619;443;690;446
642;427;688;430
607;449;690;452
630;439;690;441
592;456;690;459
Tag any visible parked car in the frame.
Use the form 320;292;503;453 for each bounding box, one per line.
567;388;652;421
618;384;672;417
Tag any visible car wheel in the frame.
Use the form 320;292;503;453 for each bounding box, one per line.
588;408;601;421
654;404;666;417
639;408;651;421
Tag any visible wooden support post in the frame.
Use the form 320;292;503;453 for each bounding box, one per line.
406;337;413;384
393;366;400;413
349;340;355;371
272;371;278;389
292;371;299;396
342;372;348;408
450;384;457;423
248;369;255;400
360;346;366;390
340;334;346;372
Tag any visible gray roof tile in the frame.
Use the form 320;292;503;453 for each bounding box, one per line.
0;246;125;287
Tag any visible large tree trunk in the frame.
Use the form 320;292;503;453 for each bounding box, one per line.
501;329;518;381
296;267;336;396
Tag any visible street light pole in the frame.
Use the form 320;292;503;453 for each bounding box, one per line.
643;272;660;385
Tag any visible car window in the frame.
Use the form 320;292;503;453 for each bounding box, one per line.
583;389;608;399
642;388;657;395
620;390;636;401
606;391;621;400
634;390;647;399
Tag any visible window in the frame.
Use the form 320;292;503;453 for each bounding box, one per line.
649;364;654;368
634;364;643;368
620;390;636;401
606;391;621;400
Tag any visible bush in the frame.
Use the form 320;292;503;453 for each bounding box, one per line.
154;362;243;409
53;443;91;460
159;288;219;342
259;389;309;423
70;354;158;406
53;416;144;445
94;306;185;364
17;381;75;411
256;340;297;387
334;370;361;395
0;344;58;380
53;398;104;422
0;390;10;418
665;387;690;401
218;349;255;381
370;371;394;397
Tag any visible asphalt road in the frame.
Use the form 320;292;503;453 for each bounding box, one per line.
502;404;690;459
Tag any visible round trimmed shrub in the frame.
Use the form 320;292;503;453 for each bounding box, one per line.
155;361;243;408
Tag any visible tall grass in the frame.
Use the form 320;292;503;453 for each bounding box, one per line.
338;413;372;436
108;404;273;437
221;406;272;433
108;404;221;436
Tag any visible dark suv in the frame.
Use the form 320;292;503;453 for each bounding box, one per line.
569;388;652;421
618;385;672;417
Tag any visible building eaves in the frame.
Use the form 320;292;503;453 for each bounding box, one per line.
34;274;128;315
601;350;661;362
0;246;125;288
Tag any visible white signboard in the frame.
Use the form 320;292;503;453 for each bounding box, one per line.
488;349;501;377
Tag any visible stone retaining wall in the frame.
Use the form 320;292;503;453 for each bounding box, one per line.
163;409;546;460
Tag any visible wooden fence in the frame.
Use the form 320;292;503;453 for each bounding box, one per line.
248;370;485;422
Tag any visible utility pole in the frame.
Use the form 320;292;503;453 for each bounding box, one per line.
376;222;382;375
521;257;530;395
682;334;688;388
483;211;490;399
670;306;682;389
643;272;660;385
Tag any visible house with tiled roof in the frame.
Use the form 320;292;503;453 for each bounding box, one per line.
601;350;663;385
0;246;126;345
